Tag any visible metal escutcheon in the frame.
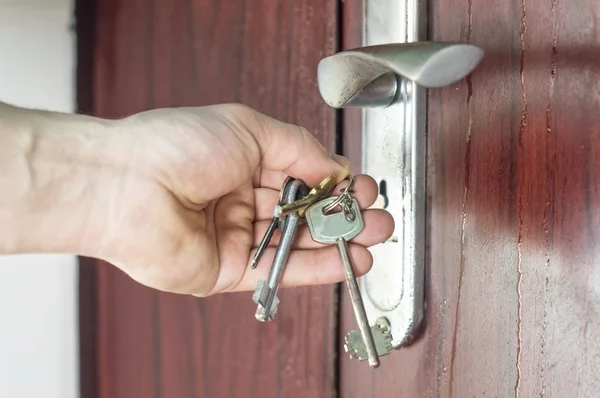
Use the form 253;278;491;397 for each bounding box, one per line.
316;0;483;353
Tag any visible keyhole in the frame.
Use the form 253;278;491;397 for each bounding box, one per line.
372;179;389;209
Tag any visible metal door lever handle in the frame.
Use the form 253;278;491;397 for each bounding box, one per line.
317;42;483;108
315;38;483;360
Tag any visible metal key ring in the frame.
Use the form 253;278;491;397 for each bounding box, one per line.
323;175;356;214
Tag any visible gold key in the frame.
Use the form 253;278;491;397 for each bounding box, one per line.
273;174;337;218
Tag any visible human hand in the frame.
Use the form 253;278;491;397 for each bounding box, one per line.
0;102;394;296
92;104;395;296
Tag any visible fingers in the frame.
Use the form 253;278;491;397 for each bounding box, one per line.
254;188;280;220
252;209;394;249
226;104;351;187
226;244;374;292
256;169;288;190
253;174;380;221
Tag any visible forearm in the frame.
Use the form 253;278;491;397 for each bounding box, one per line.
0;102;118;254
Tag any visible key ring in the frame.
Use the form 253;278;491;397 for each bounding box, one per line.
323;175;356;215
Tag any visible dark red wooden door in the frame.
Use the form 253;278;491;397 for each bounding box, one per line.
78;1;340;397
79;0;600;397
339;0;600;397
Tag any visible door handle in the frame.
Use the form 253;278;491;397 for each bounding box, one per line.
316;1;483;366
317;42;483;108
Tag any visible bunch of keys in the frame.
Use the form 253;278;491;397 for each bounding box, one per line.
251;174;393;368
251;175;337;321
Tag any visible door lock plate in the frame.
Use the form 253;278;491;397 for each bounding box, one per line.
316;0;483;353
360;0;427;349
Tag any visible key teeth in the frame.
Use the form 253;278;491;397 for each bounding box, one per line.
253;280;269;304
343;325;394;362
253;280;280;322
267;296;280;317
344;330;367;361
343;339;362;360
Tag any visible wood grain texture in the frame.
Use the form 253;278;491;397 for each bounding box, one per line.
79;1;340;397
339;0;600;397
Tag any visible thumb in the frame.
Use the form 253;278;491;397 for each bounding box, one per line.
227;104;350;186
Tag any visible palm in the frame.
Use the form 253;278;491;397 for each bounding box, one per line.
200;182;258;295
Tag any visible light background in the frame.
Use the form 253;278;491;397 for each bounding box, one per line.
0;0;78;397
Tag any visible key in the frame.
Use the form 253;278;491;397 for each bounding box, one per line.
253;178;309;322
250;218;277;269
273;174;337;218
305;195;381;368
249;177;295;269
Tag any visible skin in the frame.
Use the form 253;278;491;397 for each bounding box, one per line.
0;102;394;296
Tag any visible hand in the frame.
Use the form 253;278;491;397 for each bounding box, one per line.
0;103;394;296
93;104;395;296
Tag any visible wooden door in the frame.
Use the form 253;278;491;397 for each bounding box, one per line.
78;0;600;397
340;0;600;397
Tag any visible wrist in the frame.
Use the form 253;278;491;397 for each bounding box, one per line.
0;104;121;255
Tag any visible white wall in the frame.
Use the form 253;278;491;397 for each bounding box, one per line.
0;1;78;398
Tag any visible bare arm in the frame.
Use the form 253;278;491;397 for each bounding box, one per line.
0;102;119;254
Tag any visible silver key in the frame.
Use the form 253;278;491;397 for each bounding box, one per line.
250;218;277;269
305;195;381;368
250;177;295;269
253;178;308;322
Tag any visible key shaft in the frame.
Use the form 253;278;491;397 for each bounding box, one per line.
250;217;278;269
336;237;380;368
305;193;380;368
256;213;299;320
254;179;306;321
